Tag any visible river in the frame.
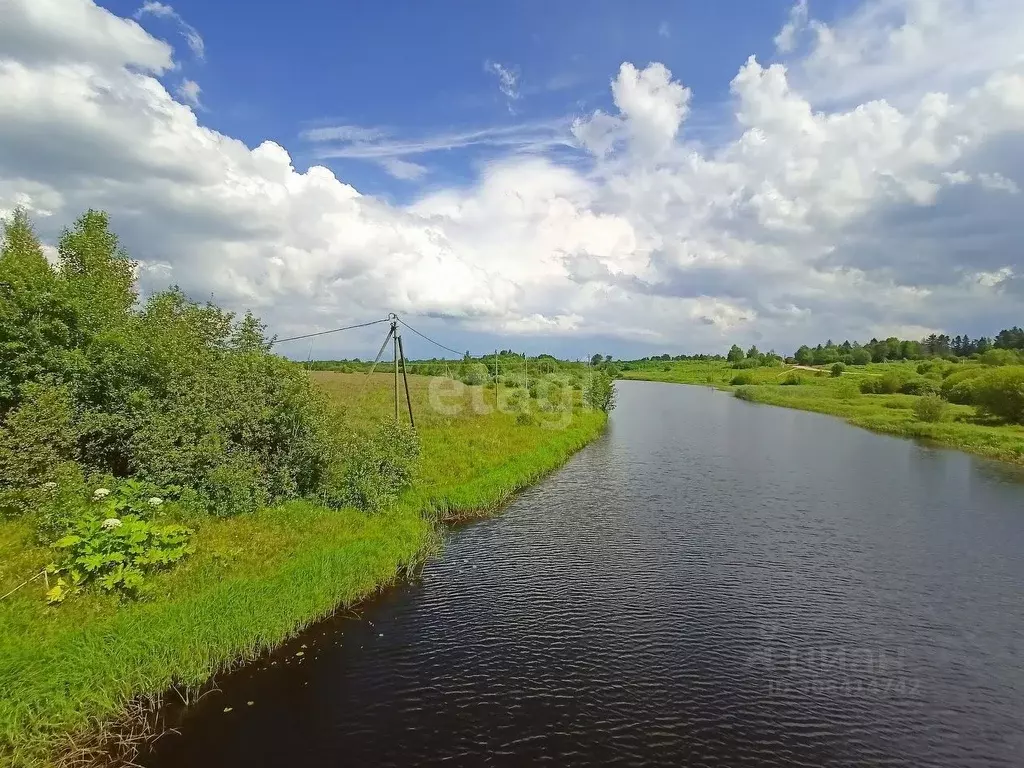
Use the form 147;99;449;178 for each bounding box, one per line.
145;380;1024;767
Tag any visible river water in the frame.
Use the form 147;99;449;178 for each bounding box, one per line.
146;380;1024;767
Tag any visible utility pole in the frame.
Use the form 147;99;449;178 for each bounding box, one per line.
391;316;399;421
494;349;499;411
397;330;415;428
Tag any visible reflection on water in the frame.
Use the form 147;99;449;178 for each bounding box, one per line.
147;380;1024;768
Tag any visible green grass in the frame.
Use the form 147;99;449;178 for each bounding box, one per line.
621;361;1024;465
0;373;607;767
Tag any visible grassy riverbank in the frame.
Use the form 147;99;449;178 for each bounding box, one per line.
621;361;1024;465
0;373;606;767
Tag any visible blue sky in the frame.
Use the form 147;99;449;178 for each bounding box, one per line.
103;0;847;198
3;0;1023;360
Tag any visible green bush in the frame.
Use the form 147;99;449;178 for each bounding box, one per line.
860;370;912;394
732;358;761;369
0;207;427;573
830;362;846;377
860;378;882;394
0;382;81;520
940;368;985;404
850;348;872;365
460;363;489;385
321;420;420;511
584;371;616;412
900;378;940;396
973;367;1024;424
516;411;536;426
980;349;1021;367
781;373;803;386
913;395;947;423
731;372;755;385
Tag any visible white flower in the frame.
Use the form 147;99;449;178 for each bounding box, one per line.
147;497;164;507
42;481;58;490
93;488;111;499
101;518;122;529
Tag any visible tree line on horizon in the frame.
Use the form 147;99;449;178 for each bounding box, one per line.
617;328;1024;368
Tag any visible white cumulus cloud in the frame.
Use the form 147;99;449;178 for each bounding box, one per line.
1;0;1023;357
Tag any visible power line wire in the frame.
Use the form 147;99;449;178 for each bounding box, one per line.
397;317;467;358
273;317;391;345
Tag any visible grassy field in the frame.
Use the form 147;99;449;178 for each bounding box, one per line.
621;361;1024;465
0;373;606;767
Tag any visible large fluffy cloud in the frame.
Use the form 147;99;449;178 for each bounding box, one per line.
1;0;1022;356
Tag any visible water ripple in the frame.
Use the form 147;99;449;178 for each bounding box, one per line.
147;381;1024;768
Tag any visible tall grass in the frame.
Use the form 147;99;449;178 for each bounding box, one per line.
0;373;607;767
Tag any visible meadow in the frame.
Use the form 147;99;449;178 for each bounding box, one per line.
0;373;607;767
620;360;1024;465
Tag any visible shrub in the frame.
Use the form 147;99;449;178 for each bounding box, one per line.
980;349;1021;367
732;358;761;369
850;348;872;366
900;378;940;396
860;378;882;394
0;209;424;533
584;371;616;412
973;367;1024;424
516;411;536;426
0;382;81;520
781;373;803;386
913;395;947;423
830;362;846;377
321;421;420;511
731;372;755;385
460;363;489;386
860;371;909;394
940;368;985;404
502;372;526;389
201;452;271;518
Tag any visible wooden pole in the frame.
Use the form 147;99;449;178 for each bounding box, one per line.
393;321;399;422
398;333;415;429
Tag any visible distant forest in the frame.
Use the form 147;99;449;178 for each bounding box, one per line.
624;326;1024;367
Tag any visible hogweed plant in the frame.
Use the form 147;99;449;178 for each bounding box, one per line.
45;487;193;603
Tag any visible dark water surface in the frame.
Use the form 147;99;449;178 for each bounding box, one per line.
146;381;1024;767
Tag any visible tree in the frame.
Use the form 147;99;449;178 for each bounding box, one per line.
850;347;871;366
590;353;603;366
995;327;1024;350
746;345;761;361
0;209;76;412
727;344;745;363
58;210;137;340
794;345;813;365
